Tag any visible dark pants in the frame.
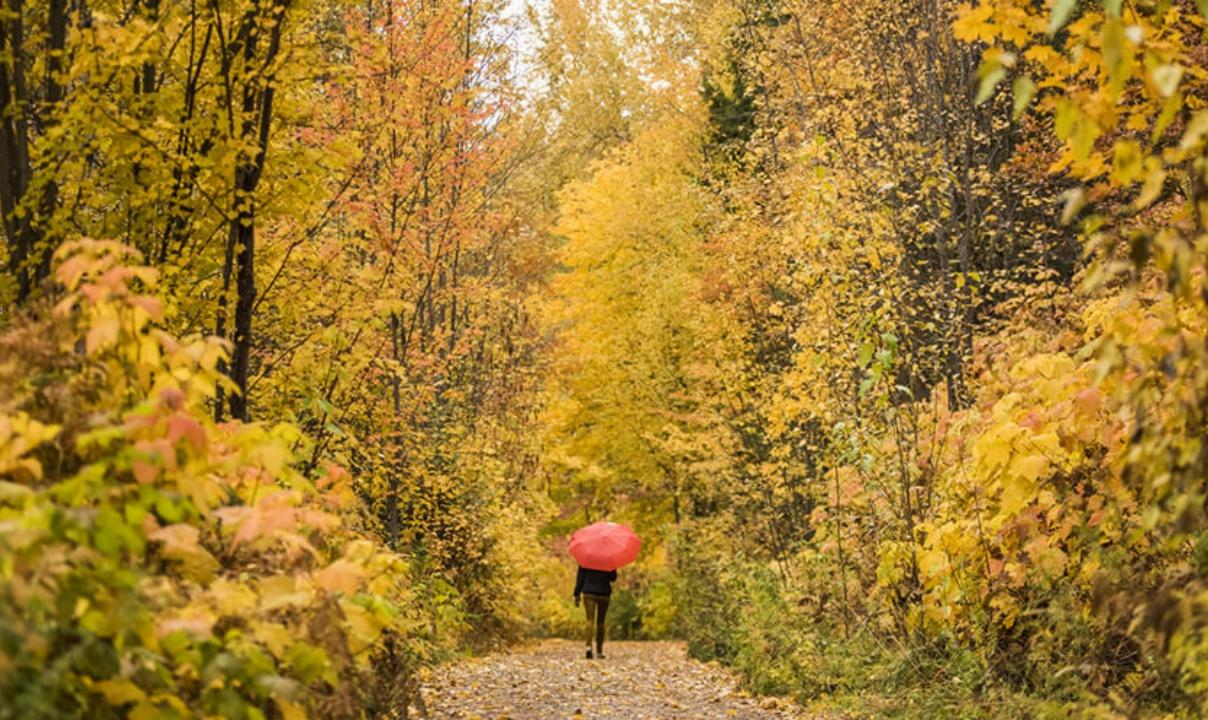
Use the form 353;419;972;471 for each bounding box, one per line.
582;593;609;653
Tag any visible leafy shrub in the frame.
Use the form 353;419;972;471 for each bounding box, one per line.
636;579;677;638
0;241;451;718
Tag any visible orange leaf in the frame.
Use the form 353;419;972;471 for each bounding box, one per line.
132;459;158;484
167;414;207;453
85;317;120;354
313;559;365;595
128;295;164;321
1074;386;1102;416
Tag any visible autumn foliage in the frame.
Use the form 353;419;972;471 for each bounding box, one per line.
1;0;552;716
1;241;418;717
537;0;1208;715
3;0;1208;716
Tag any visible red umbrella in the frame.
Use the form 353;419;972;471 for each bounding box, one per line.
569;521;641;571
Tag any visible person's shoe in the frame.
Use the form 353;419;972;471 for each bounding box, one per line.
585;648;593;659
596;651;606;660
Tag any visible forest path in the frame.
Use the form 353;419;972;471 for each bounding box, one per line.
419;639;818;720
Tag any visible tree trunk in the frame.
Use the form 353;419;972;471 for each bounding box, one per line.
0;0;65;302
221;0;288;420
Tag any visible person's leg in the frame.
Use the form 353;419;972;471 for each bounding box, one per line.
595;595;610;656
582;596;597;656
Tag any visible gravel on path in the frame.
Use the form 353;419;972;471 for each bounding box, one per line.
419;639;816;720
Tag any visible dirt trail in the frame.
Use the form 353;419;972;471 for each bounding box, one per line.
420;639;815;720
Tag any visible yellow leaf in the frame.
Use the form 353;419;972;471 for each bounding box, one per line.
149;524;218;582
259;575;311;611
210;577;257;616
1179;111;1208;151
1001;454;1048;515
918;549;948;580
1110;141;1142;186
129;702;163;720
251;621;295;658
1012;454;1049;482
255;441;291;476
1135;157;1166;208
952;3;997;43
341;599;389;656
93;679;147;705
276;699;308;720
85;316;121;354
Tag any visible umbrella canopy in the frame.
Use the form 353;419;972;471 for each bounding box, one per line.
569;521;641;571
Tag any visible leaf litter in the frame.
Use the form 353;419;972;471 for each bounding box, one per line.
420;640;821;719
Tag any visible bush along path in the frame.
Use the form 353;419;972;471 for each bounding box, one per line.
419;640;816;719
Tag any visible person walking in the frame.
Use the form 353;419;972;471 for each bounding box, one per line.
568;521;640;660
574;565;616;659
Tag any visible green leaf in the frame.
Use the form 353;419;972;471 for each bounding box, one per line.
1012;76;1036;117
1048;0;1078;35
976;64;1006;105
1054;98;1078;140
95;508;131;556
857;342;874;368
285;642;333;685
1101;18;1130;96
123;503;147;526
1152;90;1183;142
155;494;185;523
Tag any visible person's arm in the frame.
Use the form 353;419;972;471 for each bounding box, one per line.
574;566;585;604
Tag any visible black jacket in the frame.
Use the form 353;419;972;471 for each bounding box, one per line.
574;567;617;597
